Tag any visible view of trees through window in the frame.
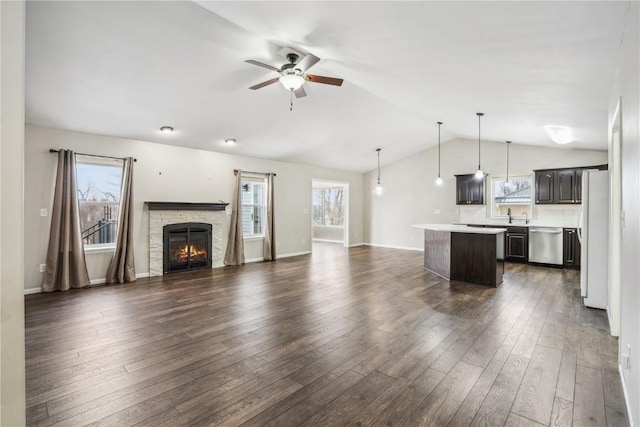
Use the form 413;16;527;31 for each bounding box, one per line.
491;176;532;218
241;179;265;237
76;156;124;247
313;188;345;226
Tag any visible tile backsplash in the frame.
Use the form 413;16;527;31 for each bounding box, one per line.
459;204;581;227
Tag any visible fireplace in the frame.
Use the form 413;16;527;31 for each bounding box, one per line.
163;223;212;274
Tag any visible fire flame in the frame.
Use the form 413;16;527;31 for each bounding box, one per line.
176;244;207;263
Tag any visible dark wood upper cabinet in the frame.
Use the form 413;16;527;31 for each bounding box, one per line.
535;171;555;204
455;174;485;205
575;169;584;203
534;165;603;205
555;169;577;203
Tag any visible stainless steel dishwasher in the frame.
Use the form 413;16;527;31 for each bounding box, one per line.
528;227;563;265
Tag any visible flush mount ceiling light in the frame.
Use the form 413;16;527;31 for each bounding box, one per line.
435;121;443;186
475;113;484;180
544;125;573;145
160;126;174;133
373;148;385;197
224;138;236;145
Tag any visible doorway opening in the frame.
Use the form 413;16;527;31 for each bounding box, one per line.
311;180;349;248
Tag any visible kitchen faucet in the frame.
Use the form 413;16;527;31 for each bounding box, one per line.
507;208;512;224
523;211;529;224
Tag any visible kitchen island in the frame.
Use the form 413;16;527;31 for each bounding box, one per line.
412;224;506;287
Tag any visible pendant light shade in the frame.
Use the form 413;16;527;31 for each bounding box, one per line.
475;112;484;180
435;121;443;185
373;148;385;196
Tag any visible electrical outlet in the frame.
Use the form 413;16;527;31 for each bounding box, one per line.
39;264;46;273
40;208;47;217
434;209;441;214
302;239;306;244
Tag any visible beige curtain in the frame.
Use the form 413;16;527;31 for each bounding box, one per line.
263;173;276;261
42;150;90;292
224;170;245;265
106;157;136;284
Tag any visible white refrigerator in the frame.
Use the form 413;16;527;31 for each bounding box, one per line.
578;169;609;309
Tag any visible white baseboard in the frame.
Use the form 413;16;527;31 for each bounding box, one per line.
619;364;635;427
245;257;265;264
277;250;312;259
348;243;364;248
364;242;424;252
312;239;344;243
25;272;152;295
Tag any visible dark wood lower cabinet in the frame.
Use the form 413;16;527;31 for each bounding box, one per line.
506;227;528;262
563;228;581;268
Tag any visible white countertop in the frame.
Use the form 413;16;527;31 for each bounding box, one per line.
453;221;578;228
412;224;506;235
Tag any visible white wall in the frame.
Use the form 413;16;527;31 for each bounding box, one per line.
364;138;607;249
0;0;26;424
609;3;639;425
25;124;364;290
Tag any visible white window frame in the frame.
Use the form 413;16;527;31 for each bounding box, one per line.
241;175;267;239
489;174;533;220
76;155;124;251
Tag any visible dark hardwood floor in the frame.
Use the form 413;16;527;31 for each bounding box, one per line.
25;243;628;426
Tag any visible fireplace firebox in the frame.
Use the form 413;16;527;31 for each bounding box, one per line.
163;223;212;274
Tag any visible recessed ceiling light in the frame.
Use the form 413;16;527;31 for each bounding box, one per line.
544;125;572;145
225;138;236;145
160;126;174;133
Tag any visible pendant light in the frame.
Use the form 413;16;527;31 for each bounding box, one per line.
475;112;484;179
435;121;443;185
373;148;385;196
504;140;513;190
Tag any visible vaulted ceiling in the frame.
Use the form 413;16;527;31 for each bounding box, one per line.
26;1;630;172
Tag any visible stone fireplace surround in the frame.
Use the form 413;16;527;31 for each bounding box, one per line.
146;202;227;277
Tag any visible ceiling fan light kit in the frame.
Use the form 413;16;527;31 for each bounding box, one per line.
279;73;305;91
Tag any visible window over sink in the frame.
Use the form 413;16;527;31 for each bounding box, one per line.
490;175;532;220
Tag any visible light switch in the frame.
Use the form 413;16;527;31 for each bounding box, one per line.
303;209;308;214
40;208;47;217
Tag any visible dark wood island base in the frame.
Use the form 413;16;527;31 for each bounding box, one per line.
416;224;505;287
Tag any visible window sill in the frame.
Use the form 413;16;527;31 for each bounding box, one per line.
243;236;264;241
84;245;116;254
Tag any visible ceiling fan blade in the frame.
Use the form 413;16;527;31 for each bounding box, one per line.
294;86;307;98
295;53;320;73
249;77;280;90
245;59;281;73
306;74;344;86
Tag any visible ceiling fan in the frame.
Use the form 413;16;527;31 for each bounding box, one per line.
245;53;343;99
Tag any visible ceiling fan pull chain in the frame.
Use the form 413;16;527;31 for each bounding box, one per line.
290;89;294;111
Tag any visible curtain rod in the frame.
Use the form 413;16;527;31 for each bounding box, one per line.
49;149;137;162
234;169;276;176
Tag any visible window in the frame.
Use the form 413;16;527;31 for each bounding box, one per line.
76;155;124;249
491;175;533;219
241;177;266;238
312;187;345;226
